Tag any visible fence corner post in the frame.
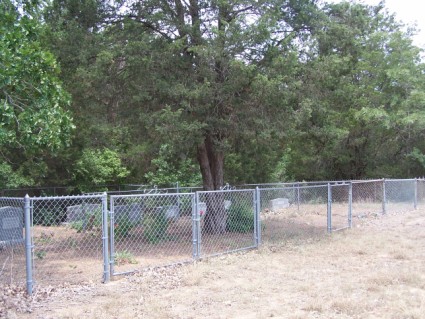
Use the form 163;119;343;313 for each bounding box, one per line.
327;183;332;233
255;187;261;247
24;194;33;295
101;192;110;283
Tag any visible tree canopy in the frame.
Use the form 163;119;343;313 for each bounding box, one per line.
0;0;74;188
1;0;425;195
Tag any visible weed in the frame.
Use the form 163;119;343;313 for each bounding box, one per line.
35;250;46;260
114;250;137;266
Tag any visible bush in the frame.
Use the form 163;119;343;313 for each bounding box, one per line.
143;210;169;244
114;216;135;239
34;208;63;226
226;204;254;233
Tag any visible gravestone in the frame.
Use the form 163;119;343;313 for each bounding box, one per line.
114;203;143;223
164;205;179;220
268;198;290;211
0;207;24;245
66;204;102;222
197;200;231;216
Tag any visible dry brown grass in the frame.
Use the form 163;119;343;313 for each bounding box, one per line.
9;208;425;319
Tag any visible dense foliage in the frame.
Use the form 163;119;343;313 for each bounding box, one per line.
1;0;425;194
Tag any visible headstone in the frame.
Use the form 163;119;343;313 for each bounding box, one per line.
0;207;24;244
268;198;290;211
164;205;179;220
66;204;102;222
114;203;143;223
198;202;207;216
197;200;231;217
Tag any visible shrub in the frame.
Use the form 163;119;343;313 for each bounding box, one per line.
114;216;135;239
143;210;169;244
226;204;254;233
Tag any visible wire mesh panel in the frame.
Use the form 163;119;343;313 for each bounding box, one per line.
418;179;425;209
259;185;328;244
385;179;416;213
0;197;25;286
351;180;383;226
196;190;256;258
110;193;195;275
330;184;350;231
31;195;105;286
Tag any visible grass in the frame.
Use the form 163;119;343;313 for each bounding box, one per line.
14;208;425;319
114;250;137;266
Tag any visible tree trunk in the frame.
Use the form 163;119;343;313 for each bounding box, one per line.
197;134;226;234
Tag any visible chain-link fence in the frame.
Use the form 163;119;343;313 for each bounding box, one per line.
196;189;258;258
1;178;424;294
30;195;107;287
0;197;25;286
384;179;416;213
351;180;383;226
258;185;329;243
109;193;195;276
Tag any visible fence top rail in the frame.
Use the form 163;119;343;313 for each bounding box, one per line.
259;184;329;191
110;192;195;199
30;194;105;200
385;178;417;182
0;197;25;201
351;179;383;184
197;189;255;194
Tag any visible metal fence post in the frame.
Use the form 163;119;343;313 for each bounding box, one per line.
382;179;387;214
192;193;199;259
255;187;261;247
327;183;332;233
109;196;115;276
24;194;33;295
414;178;418;210
297;183;300;212
102;192;110;283
194;192;202;259
348;182;353;228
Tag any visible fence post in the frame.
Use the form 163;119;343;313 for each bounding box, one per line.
327;183;332;233
101;192;110;283
255;187;261;247
414;178;418;210
24;194;33;295
382;179;387;214
109;196;115;277
194;192;202;259
297;183;300;212
348;182;353;229
192;193;199;259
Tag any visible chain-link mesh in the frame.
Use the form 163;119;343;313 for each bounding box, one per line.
351;180;383;226
259;185;328;243
330;184;350;231
385;179;416;213
418;179;425;209
31;195;105;286
110;193;194;275
196;190;256;257
0;197;25;285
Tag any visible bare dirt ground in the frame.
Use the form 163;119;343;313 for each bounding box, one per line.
2;208;425;319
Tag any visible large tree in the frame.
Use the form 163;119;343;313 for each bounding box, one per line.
286;1;425;180
0;0;74;188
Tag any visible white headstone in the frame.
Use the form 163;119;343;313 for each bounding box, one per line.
268;198;290;211
0;207;24;244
